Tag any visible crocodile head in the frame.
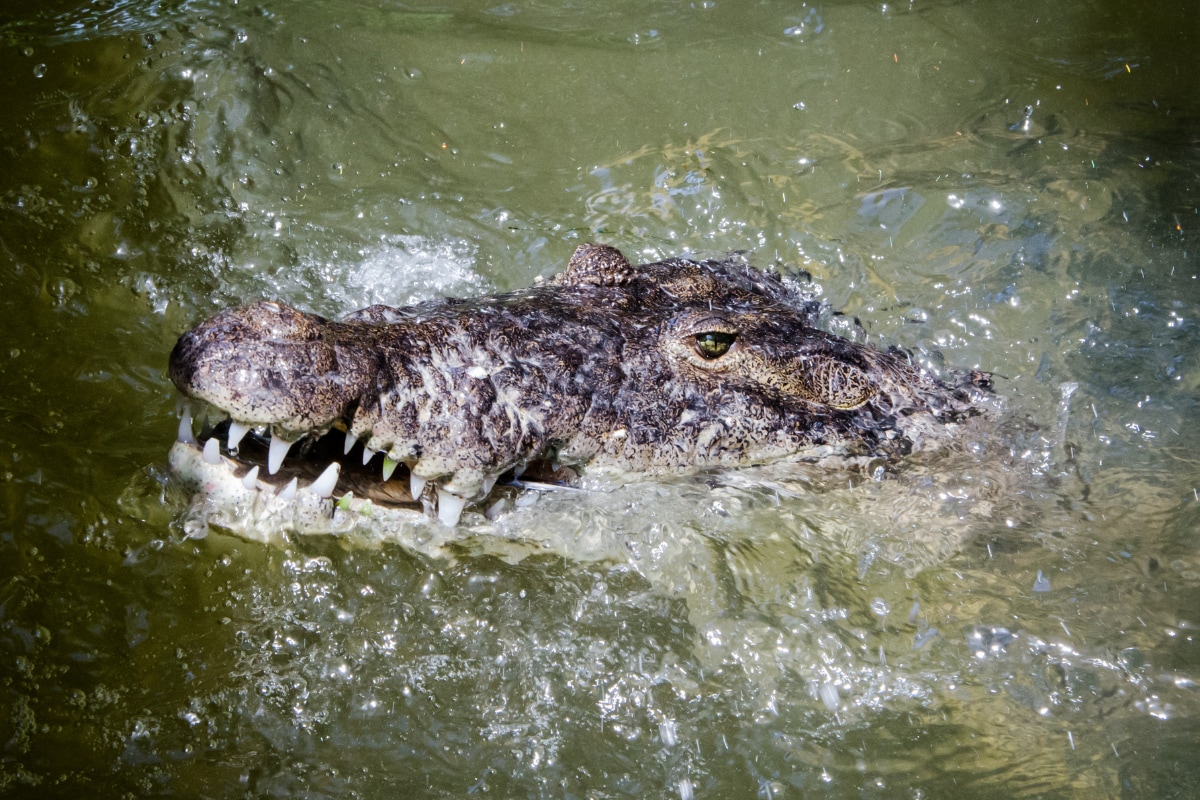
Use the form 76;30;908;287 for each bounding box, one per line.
168;243;988;529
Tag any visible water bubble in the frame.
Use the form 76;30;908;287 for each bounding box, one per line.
965;626;1015;657
819;682;840;710
659;718;677;746
913;628;939;649
32;64;47;78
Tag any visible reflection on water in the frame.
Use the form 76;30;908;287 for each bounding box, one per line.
2;0;1198;797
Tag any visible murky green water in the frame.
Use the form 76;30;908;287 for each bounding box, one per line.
2;0;1198;796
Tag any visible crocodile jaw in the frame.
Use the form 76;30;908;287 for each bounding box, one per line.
167;439;370;542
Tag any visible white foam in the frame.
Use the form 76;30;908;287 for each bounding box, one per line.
194;235;487;322
324;235;487;314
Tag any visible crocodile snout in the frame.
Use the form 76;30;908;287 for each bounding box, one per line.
169;301;376;438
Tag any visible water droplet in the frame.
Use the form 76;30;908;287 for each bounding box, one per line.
1033;570;1051;592
32;63;47;78
913;628;939;649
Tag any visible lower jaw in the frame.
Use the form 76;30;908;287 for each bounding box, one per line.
168;439;430;543
177;399;592;528
169;410;580;536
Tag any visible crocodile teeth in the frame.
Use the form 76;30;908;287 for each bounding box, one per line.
485;498;506;520
309;463;340;498
203;437;221;465
410;473;427;499
481;474;498;496
343;430;358;455
362;447;375;466
227;421;250;451
382;456;399;481
268;434;293;475
177;406;196;445
437;489;468;526
241;465;260;490
279;477;298;501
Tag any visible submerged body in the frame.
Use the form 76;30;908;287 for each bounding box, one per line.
168;244;989;528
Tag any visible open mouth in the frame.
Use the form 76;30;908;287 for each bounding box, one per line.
172;404;577;528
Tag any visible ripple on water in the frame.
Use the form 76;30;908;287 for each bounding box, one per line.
5;0;1200;794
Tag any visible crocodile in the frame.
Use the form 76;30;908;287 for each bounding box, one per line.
167;243;990;532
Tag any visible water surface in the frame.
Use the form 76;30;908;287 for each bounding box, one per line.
2;0;1198;797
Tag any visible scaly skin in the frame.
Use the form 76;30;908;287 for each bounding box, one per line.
168;244;988;525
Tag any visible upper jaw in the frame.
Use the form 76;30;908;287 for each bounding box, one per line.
167;301;580;521
167;301;378;438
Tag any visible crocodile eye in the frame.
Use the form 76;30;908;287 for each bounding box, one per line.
694;331;736;359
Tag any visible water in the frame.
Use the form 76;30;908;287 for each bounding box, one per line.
2;0;1198;796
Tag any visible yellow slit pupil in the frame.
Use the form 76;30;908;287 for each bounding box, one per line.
695;331;736;359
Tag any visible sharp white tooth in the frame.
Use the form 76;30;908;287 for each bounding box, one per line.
309;463;340;498
481;474;497;496
362;447;375;466
437;489;467;526
279;477;298;500
203;437;221;465
382;456;399;481
485;498;506;521
241;465;260;490
178;406;196;445
410;473;427;499
343;430;358;455
268;434;294;474
227;421;250;450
